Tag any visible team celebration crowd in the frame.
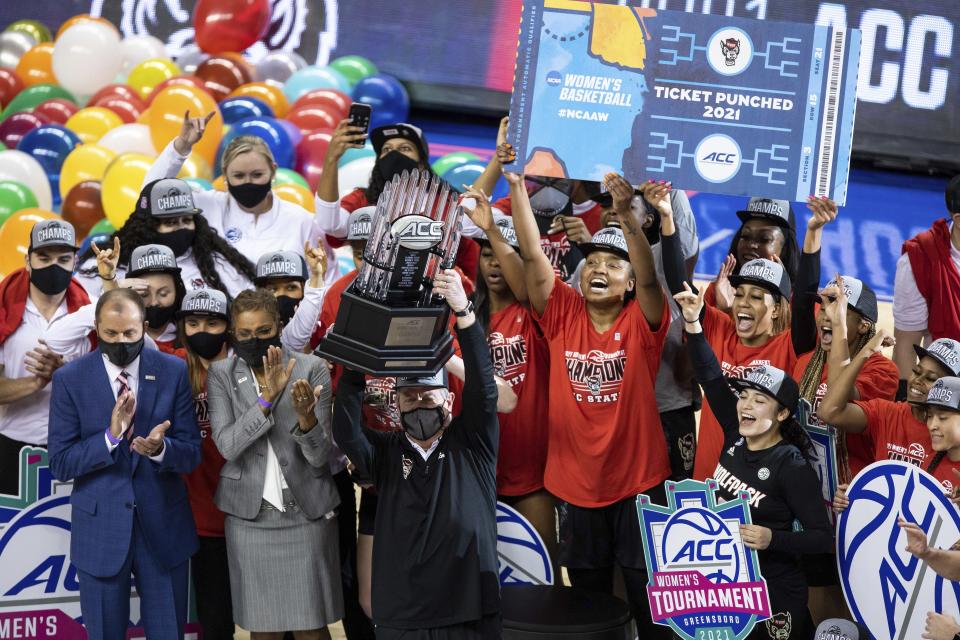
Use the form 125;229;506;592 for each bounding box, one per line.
5;101;960;640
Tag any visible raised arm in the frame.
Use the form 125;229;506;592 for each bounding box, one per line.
289;358;334;468
281;242;328;352
332;368;377;480
461;183;528;304
505;172;554;315
793;197;838;355
893;253;928;398
614;174;665;327
470;117;512;197
316;118;366;210
144;111;215;186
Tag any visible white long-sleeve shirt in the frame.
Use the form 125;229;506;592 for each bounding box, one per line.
279;283;327;353
44;303;166;360
146;141;337;286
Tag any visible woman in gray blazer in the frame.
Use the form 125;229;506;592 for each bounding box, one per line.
207;289;342;639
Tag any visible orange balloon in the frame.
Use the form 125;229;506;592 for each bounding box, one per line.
229;82;289;118
137;108;151;124
16;43;55;87
56;15;119;40
212;175;227;191
273;183;315;212
0;208;58;278
148;85;223;165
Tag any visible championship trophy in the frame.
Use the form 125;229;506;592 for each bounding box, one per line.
317;169;465;375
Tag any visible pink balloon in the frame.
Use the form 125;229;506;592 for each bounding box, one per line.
0;111;49;149
295;128;333;191
194;0;271;55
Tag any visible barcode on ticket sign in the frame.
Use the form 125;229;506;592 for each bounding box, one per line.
816;29;846;198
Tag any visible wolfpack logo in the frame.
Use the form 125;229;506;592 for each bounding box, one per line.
678;433;695;471
713;462;768;507
401;454;413;480
707;27;754;76
90;0;337;65
565;348;626;403
695;134;741;184
721;37;741;66
838;461;960;640
638;479;771;640
496;502;554;586
156;189;193;212
765;612;792;640
135;247;174;271
260;254;299;277
391;215;444;251
488;331;528;388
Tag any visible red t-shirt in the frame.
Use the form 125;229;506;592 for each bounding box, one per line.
488;302;549;497
793;351;899;477
929;456;960;494
183;385;227;537
534;277;671;507
694;304;797;481
854;399;934;469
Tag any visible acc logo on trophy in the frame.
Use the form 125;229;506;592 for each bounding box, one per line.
837;461;960;640
392;215;444;251
638;479;770;640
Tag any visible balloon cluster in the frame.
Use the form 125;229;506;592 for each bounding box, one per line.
0;3;412;277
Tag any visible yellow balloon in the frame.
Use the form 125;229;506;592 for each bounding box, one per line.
177;153;213;181
59;144;117;200
149;85;222;166
212;175;227;191
273;183;315;213
65;107;123;144
127;58;180;100
0;208;58;278
229;82;290;118
101;153;154;228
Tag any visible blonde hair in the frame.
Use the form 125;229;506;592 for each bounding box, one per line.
221;135;276;174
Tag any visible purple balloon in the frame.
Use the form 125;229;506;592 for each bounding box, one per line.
0;111;49;149
277;118;302;148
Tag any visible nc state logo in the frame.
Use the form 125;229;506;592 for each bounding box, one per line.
721;37;741;66
765;612;791;640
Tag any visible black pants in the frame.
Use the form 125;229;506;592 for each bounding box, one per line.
660;406;696;481
0;433;43;496
191;535;234;640
375;613;501;639
567;567;672;640
335;469;376;640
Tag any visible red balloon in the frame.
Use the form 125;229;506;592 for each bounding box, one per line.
90;96;144;124
146;76;207;105
286;103;338;134
295;128;334;191
0;69;25;111
62;181;105;239
194;0;271;55
32;99;79;125
194;56;254;103
88;84;144;107
291;89;350;120
0;111;49;149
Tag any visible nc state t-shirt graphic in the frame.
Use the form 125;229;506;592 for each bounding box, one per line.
488;331;528;388
565;348;626;403
720;358;771;380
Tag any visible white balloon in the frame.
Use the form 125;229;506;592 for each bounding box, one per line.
338;156;376;198
0;31;36;69
52;23;122;97
97;124;157;156
118;35;167;79
0;150;52;210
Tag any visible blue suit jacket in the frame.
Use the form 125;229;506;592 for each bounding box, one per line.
48;347;201;578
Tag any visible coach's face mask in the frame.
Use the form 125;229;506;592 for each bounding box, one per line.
100;337;144;368
378;151;420;183
400;407;447;441
233;334;282;369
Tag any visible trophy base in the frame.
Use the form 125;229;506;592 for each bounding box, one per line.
316;289;455;377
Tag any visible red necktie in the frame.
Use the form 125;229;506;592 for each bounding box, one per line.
117;371;134;440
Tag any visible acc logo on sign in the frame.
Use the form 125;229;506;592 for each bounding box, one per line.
837;461;960;640
638;479;770;640
391;214;444;251
496;502;553;586
695;134;741;184
706;27;754;76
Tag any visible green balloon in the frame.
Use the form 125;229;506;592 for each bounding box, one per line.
5;20;52;44
330;55;379;87
273;168;309;190
87;218;116;238
431;152;480;177
0;180;38;227
184;178;214;191
1;84;77;122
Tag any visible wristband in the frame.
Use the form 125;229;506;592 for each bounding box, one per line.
257;396;273;409
105;427;122;445
100;272;116;281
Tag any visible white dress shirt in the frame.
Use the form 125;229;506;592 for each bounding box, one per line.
254;379;289;511
405;434;442;461
893;227;960;332
101;354;165;462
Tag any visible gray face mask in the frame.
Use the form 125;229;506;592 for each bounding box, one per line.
400;407;446;440
527;179;573;217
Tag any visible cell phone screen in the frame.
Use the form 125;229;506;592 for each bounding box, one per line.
349;103;372;136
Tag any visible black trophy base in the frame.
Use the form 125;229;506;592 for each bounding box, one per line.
316;289;454;377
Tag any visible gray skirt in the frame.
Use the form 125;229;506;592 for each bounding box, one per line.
225;489;343;631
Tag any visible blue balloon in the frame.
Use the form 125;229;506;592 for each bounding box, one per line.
276;118;303;149
339;142;375;167
214;116;295;174
351;74;409;130
283;65;351;103
490;175;509;201
79;232;112;258
441;162;486;192
17;125;81;207
219;96;274;125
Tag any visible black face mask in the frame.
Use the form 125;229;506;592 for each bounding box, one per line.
228;181;272;209
378;150;420;183
29;264;73;295
400;407;447;440
145;304;177;330
186;330;227;359
100;337;144;368
158;227;195;257
233;334;282;368
275;295;300;327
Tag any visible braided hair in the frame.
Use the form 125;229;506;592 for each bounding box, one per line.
779;415;817;464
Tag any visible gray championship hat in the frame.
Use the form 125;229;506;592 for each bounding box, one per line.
30;219;78;251
395;368;449;390
478;211;520;249
814;619;860;640
127;244;180;277
727;364;800;412
254;250;308;284
347;206;375;241
915;338;960;376
736;196;794;229
837;275;878;323
923;377;960;411
140;178;202;218
579;227;630;261
176;288;229;319
370;123;430;161
729;258;792;299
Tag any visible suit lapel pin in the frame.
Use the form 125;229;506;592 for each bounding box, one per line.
238;376;248;383
145;374;156;381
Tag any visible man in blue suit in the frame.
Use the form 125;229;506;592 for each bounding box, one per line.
48;287;201;640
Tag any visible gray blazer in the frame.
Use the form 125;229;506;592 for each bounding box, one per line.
207;349;339;520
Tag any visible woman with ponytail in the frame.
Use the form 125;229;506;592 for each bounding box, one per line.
675;282;833;640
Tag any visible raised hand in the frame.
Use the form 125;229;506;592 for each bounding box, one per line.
326;118;367;165
673;281;705;324
898;517;931;559
291;378;323;423
495;117;515;165
461;184;494;232
433;269;469;314
805;195;839;231
131;420;170;457
304;240;328;286
502;170;523;185
260;345;296;404
109;391;136;440
641;178;673;217
864;328;896;356
604;173;636;215
118;277;150;297
715;254;737;312
175;110;216;155
547;215;591;243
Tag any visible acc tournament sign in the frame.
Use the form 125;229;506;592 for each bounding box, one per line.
508;1;861;203
637;479;770;640
495;502;554;586
838;460;960;640
797;399;840;523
